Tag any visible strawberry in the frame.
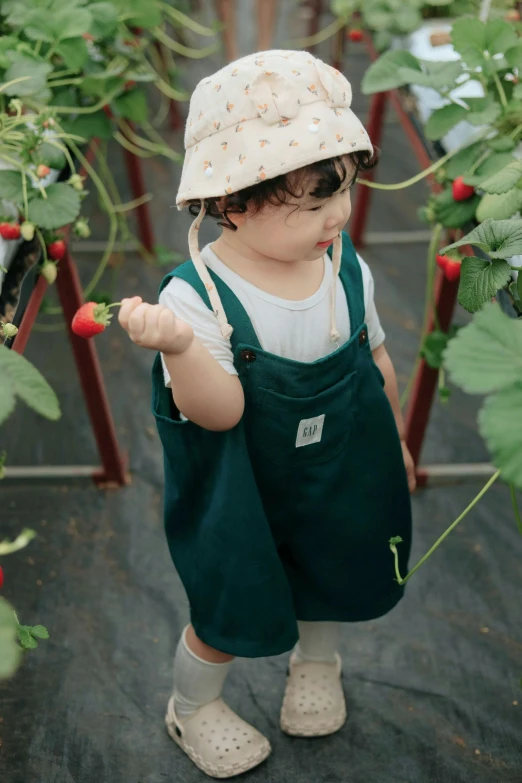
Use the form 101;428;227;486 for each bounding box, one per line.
124;80;136;91
36;164;51;179
347;28;363;42
72;302;114;338
82;32;95;41
0;565;3;589
436;254;461;281
20;221;35;241
444;259;461;281
0;222;21;240
67;174;85;192
0;321;18;338
452;176;475;201
41;262;57;285
74;218;91;238
436;254;448;272
47;239;66;261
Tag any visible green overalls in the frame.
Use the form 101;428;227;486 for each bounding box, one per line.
152;232;412;658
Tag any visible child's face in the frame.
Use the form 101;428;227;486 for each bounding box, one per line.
231;170;353;263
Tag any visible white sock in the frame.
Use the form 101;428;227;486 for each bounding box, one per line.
294;621;341;664
173;626;233;720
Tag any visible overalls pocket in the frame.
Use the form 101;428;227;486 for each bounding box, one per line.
250;370;360;467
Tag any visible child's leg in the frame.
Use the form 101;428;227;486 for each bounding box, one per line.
166;625;271;778
294;621;341;663
280;621;346;737
173;625;233;719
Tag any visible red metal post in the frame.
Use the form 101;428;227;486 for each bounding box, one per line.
54;249;129;486
12;274;49;355
404;270;460;472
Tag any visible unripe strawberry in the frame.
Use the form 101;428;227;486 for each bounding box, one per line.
41;261;57;285
36;164;51;179
20;221;35;241
74;218;91;238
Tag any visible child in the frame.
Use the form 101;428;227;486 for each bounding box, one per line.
119;50;415;779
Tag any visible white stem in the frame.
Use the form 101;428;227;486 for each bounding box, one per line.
479;0;492;22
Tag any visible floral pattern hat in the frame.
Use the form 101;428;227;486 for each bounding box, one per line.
177;49;373;341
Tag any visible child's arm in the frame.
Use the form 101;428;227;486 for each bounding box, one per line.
119;297;245;431
372;343;416;493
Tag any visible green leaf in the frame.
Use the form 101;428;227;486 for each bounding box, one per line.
425;104;468;141
30;625;49;639
441;218;522;259
362;7;392;30
487;135;516;153
111;88;148;123
480;161;522;194
361;50;421;94
396;6;421;33
18;626;38;650
445;141;485;179
3;53;52;98
464;97;501;127
480;383;522;489
0;345;61;425
476;189;522;222
0;36;19;69
485;18;518;56
518;273;522;304
39;142;66;171
457;256;512;313
28;183;81;230
451;18;486;67
0;170;25;204
89;2;119;39
56;38;89;71
372;29;393;53
463;153;516;186
421;328;458;369
432;188;479;229
514;83;522;101
60;110;113;142
113;0;161;28
444;302;522;393
504;42;522;70
0;598;21;679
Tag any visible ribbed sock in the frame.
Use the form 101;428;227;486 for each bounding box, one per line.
293;621;341;664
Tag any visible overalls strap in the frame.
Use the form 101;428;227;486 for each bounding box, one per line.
160;261;262;350
330;231;366;333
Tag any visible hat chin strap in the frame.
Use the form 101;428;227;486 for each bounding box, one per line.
329;233;342;342
189;201;234;340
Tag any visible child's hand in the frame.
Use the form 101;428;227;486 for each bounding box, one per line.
118;296;194;356
401;440;416;493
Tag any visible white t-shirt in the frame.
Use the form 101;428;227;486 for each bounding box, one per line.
160;243;385;385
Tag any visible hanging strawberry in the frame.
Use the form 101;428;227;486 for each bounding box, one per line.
436;254;461;281
20;221;35;241
0;221;21;240
47;239;66;261
347;29;363;42
41;262;57;285
0;565;4;589
36;164;51;179
452;176;475;202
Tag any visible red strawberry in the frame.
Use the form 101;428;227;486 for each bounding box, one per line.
36;164;51;179
0;222;21;240
71;302;114;338
452;176;475;201
124;80;136;91
47;239;66;261
0;565;3;589
436;254;448;271
348;29;363;42
82;32;95;41
444;259;461;281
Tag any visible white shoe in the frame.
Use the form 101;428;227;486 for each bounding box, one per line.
280;652;347;737
165;696;271;779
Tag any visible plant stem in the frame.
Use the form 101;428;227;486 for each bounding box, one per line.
492;72;508;110
159;2;218;36
510;483;522;536
35;227;48;263
21;171;29;220
152;26;219;58
356;134;487;191
390;470;501;584
285;16;346;48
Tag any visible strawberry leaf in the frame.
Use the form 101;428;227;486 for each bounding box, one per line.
480;161;522;194
476;189;522;222
425;103;468;141
457;256;512;313
479;383;522;489
440;219;522;259
0;345;61;425
28;184;81;230
443;302;522;393
30;625;49;639
361;49;421;94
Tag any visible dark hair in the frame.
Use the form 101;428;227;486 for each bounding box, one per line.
188;148;379;230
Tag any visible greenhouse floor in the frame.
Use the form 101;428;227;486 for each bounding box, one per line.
1;2;521;782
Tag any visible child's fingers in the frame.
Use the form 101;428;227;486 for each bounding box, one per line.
118;297;143;331
126;302;151;342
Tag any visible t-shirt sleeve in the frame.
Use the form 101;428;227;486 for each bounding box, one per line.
158;277;238;387
356;253;386;351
